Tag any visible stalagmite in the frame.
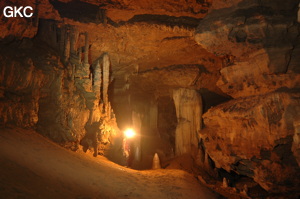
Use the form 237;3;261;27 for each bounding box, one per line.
152;153;161;169
103;53;110;107
241;185;249;197
173;88;202;155
222;177;228;188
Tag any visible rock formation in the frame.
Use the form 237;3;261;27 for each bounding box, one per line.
195;0;300;98
0;20;118;156
196;0;300;195
152;153;161;169
203;92;300;193
173;88;202;156
0;0;299;197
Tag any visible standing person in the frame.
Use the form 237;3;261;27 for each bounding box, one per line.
122;128;136;167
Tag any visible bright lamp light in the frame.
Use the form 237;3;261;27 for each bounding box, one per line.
124;128;136;138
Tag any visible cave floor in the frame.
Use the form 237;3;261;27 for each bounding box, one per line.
0;127;220;199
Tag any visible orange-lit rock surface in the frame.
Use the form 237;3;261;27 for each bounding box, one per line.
202;92;300;193
195;0;300;98
196;0;300;196
1;0;299;197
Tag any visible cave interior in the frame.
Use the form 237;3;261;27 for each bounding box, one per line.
0;0;300;198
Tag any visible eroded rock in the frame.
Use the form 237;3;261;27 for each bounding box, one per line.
202;92;300;193
195;0;300;98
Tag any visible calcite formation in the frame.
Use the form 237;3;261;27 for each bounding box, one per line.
0;20;118;156
0;0;299;197
173;88;202;156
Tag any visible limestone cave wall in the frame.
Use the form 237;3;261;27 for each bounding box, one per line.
196;0;300;195
0;0;300;197
0;18;119;156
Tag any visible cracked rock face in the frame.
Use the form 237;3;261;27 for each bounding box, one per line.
197;0;300;195
195;0;300;98
202;92;300;193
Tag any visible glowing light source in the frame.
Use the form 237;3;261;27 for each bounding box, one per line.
124;128;136;138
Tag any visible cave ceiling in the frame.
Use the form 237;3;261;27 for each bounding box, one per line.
0;0;224;101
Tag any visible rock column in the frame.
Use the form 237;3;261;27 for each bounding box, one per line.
173;88;202;155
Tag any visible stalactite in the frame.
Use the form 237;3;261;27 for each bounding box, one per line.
59;27;65;57
82;32;90;77
93;60;101;100
63;30;70;63
84;32;89;65
70;26;77;55
103;53;110;108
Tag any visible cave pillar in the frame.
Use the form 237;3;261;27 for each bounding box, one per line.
172;88;202;156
